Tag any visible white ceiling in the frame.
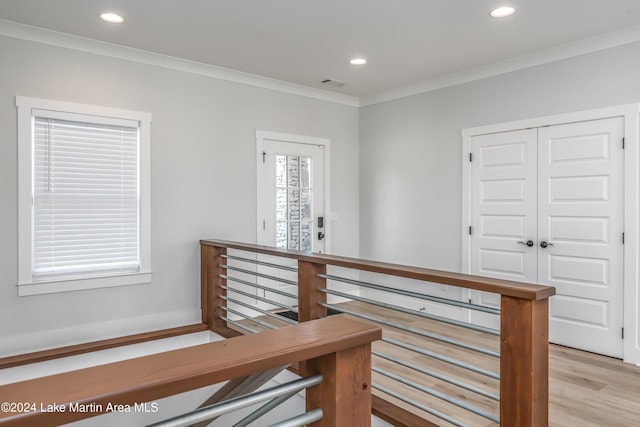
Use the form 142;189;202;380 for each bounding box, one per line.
1;0;639;101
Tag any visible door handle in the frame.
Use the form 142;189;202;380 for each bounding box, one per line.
318;232;325;241
517;240;534;247
540;241;554;248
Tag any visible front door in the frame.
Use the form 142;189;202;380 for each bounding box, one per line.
258;137;326;254
255;132;328;310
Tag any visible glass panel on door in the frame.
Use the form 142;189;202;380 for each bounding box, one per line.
275;155;313;252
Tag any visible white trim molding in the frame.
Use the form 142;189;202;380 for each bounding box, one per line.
17;272;153;297
3;19;639;108
361;25;640;107
461;103;640;365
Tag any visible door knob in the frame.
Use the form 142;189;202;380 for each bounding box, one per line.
318;232;325;240
540;241;554;248
517;240;534;247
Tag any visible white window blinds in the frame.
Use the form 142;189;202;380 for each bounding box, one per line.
33;114;140;279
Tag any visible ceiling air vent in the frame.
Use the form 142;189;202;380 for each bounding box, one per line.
321;79;346;87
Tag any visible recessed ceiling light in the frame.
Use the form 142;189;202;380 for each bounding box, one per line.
490;6;516;18
100;12;124;24
350;58;367;65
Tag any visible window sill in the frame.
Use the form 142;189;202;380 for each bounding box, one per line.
17;272;152;296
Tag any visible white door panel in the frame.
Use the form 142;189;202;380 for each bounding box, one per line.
469;117;624;357
470;129;538;282
469;129;537;327
550;295;611;331
478;248;527;278
481;179;527;202
480;215;526;238
538;117;624;357
547;254;609;286
548;216;609;244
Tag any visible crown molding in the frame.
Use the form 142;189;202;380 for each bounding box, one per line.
360;24;640;107
0;19;360;107
3;18;639;109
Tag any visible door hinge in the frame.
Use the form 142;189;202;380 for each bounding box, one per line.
469;153;473;162
262;151;266;163
622;137;625;149
622;327;625;339
469;226;472;235
622;232;625;244
263;220;266;230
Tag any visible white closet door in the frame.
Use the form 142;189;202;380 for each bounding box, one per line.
469;129;538;326
538;117;624;357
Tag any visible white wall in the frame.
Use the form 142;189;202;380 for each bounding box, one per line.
0;35;359;356
4;29;640;362
359;41;640;270
359;41;640;361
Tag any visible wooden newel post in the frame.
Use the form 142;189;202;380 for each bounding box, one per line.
298;260;327;322
500;295;550;427
305;343;373;427
201;243;227;331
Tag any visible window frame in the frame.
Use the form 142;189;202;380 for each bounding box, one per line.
16;96;152;296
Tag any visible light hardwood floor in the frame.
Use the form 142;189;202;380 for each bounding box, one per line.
233;300;640;427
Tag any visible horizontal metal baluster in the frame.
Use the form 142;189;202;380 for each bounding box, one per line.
220;316;258;334
268;408;323;427
220;306;279;330
319;287;498;336
373;366;499;423
319;301;498;358
372;382;470;427
222;253;298;272
221;296;297;325
373;350;499;401
222;274;297;300
221;285;298;313
146;375;323;427
318;273;500;315
382;336;499;380
232;391;298;427
221;264;297;287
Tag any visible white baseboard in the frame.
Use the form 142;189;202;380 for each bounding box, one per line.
0;308;201;358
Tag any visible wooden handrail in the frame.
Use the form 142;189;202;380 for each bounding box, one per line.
0;316;381;427
201;239;555;300
202;238;555;427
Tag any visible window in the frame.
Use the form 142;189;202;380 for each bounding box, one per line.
17;97;151;296
275;154;314;251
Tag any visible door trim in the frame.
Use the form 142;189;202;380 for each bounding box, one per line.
461;103;640;365
256;130;332;254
